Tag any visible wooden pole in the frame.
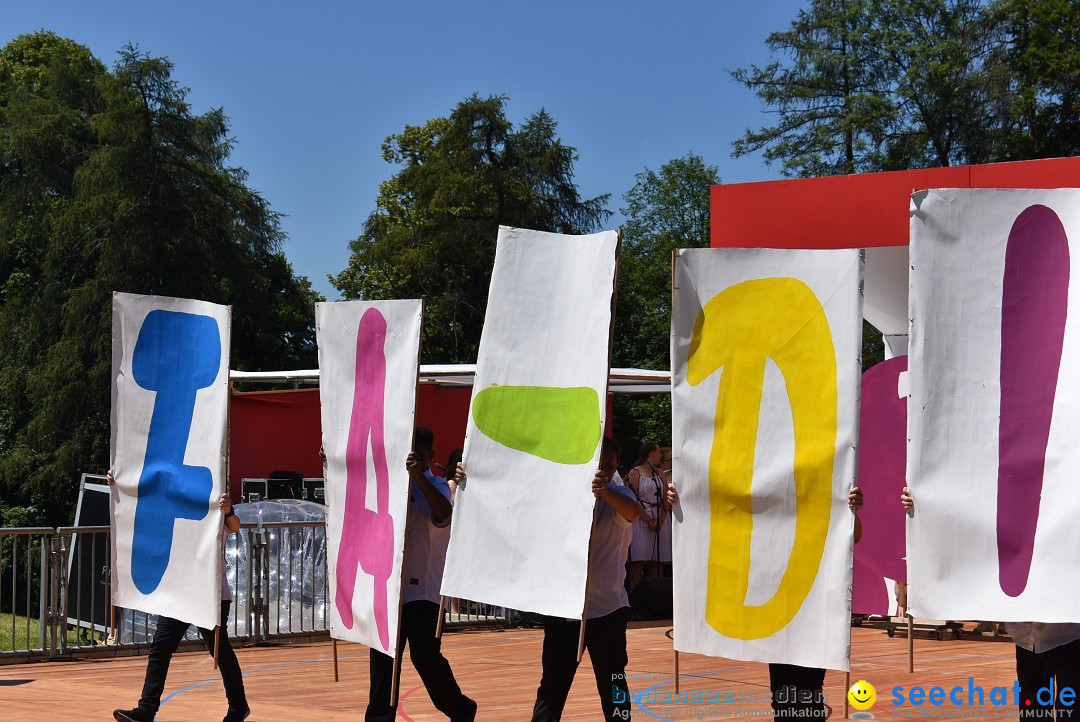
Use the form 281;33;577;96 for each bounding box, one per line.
576;613;588;663
216;375;232;674
575;228;620;666
844;671;851;719
108;604;116;645
226;376;234;504
390;648;404;707
391;325;424;709
435;595;446;640
577;500;601;664
671;246;679;699
907;614;915;673
333;638;340;682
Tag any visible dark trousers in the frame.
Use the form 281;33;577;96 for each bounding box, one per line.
769;663;827;720
1017;639;1080;720
366;600;474;721
138;600;246;714
531;607;631;722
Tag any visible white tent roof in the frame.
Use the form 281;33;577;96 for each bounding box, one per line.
229;366;671;395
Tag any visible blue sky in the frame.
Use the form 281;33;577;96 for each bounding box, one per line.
7;0;805;299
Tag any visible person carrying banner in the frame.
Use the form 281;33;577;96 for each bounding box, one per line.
768;485;863;721
454;436;676;720
108;471;249;722
901;487;1080;721
533;436;677;720
365;427;476;722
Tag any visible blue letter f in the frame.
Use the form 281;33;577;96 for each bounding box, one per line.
131;310;221;594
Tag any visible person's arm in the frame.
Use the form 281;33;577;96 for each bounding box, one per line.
849;486;863;544
665;482;679;508
661;477;674;512
408;452;452;524
656;476;675;528
220;493;241;533
593;471;641;523
900;486;914;513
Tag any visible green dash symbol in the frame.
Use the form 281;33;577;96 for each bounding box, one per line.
472;384;602;465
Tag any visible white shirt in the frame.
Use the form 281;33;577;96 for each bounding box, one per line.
401;469;452;604
1007;623;1080;653
584;482;636;619
221;566;233;602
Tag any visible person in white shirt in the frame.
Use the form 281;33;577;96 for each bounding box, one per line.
531;436;677;720
108;470;249;722
452;437;678;719
365;427;476;722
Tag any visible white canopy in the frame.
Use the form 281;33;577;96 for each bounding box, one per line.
229;366;672;395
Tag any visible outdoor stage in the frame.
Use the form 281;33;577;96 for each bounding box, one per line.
0;622;1020;721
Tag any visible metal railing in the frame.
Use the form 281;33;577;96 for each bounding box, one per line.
1;519;511;664
0;527;51;660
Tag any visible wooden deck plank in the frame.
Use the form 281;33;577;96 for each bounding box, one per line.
0;623;1021;721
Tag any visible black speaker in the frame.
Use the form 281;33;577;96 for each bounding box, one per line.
267;470;303;500
302;477;325;503
628;577;673;619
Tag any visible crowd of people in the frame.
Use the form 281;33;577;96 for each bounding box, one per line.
109;429;682;722
107;432;1070;722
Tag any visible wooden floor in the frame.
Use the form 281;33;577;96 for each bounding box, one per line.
0;622;1021;721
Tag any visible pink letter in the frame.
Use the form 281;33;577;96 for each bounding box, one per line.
336;308;395;648
997;205;1069;597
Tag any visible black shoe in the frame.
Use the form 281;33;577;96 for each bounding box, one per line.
452;698;477;722
223;706;251;722
113;709;154;722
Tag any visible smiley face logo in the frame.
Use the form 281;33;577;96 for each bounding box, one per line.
848;680;877;711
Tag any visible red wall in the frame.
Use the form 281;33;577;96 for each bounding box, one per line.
228;385;475;499
711;157;1080;249
229;389;324;499
415;383;473;468
228;383;615;499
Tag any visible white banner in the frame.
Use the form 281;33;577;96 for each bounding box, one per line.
671;248;863;670
110;292;230;630
441;226;618;619
908;188;1080;621
317;300;422;655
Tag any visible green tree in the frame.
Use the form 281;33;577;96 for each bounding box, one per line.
614;153;719;370
870;0;1006;169
611;153;719;458
0;33;320;523
991;0;1080;159
331;94;610;363
731;0;894;176
732;0;1006;176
